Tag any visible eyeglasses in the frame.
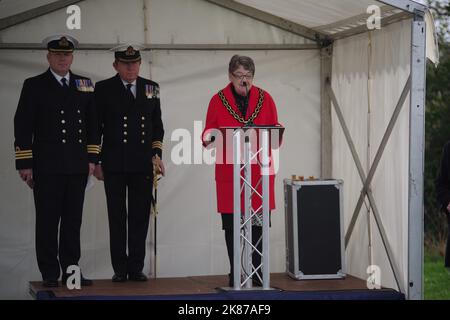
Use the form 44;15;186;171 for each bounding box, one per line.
232;73;253;81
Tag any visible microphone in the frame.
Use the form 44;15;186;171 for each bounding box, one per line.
242;81;248;107
242;81;254;127
242;81;248;97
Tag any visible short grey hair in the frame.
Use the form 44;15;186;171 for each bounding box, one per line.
228;55;255;75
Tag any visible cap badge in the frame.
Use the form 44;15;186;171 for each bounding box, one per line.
125;46;135;56
59;36;69;47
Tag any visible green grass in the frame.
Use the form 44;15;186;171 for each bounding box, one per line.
424;252;450;300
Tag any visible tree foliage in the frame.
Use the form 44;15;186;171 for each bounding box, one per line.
425;0;450;252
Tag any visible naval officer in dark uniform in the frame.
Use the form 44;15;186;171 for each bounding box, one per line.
14;35;99;287
94;44;165;282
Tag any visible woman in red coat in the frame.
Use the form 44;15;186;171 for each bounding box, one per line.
202;55;281;286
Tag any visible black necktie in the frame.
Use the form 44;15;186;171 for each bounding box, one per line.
61;77;69;89
126;83;135;100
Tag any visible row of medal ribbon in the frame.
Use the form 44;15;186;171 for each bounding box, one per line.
75;79;159;99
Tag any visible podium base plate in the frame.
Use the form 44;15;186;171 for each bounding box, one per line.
217;286;281;292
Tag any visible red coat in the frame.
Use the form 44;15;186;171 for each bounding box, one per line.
202;83;281;214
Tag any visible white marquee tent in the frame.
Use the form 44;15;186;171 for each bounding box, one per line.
0;0;437;299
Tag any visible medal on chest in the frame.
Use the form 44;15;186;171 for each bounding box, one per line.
145;84;160;99
75;79;94;92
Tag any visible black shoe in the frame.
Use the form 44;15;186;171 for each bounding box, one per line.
42;279;59;288
228;274;262;287
252;278;263;287
252;271;263;287
62;274;93;286
228;273;234;287
112;273;127;282
80;276;93;286
128;272;148;282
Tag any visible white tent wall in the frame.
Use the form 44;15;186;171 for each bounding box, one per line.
0;0;321;299
331;20;412;293
331;32;371;282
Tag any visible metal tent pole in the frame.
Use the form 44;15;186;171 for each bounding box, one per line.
243;134;252;288
233;129;242;290
408;14;426;300
261;129;270;289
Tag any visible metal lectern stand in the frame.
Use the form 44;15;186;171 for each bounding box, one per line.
220;126;284;291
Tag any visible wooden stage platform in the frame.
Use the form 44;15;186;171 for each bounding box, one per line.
29;273;404;300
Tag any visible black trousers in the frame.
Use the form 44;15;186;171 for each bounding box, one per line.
221;214;270;281
104;172;153;275
33;173;87;280
446;214;450;268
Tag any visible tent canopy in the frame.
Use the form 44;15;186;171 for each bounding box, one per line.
0;0;428;42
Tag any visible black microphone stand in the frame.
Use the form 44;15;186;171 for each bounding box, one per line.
243;81;254;127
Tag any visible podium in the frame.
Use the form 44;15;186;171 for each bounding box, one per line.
218;125;284;290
